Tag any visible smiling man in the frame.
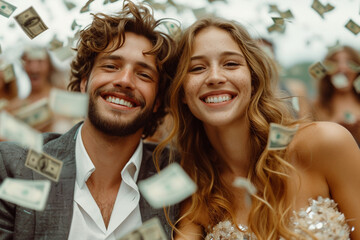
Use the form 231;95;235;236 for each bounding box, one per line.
0;1;178;239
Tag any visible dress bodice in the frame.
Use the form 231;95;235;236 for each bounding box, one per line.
205;197;351;240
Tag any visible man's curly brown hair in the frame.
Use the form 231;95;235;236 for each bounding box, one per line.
68;0;176;138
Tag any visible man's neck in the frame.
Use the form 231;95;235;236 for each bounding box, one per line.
80;120;143;189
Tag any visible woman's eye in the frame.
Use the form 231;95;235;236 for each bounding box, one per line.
189;66;204;72
225;62;240;67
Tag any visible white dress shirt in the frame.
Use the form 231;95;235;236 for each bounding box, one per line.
68;124;143;240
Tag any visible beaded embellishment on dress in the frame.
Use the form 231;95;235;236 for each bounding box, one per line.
205;197;350;240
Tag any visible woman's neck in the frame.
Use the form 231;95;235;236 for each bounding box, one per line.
204;120;251;177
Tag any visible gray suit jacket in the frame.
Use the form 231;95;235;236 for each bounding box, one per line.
0;122;178;239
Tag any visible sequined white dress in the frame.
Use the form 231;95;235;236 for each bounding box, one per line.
205;197;351;240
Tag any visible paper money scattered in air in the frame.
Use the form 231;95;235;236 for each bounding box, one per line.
25;149;63;182
267;123;299;150
138;162;197;209
331;73;349;89
162;21;181;40
343;111;356;124
0;99;8;110
233;177;257;207
291;96;300;113
308;61;327;80
2;64;15;83
13;98;52;128
14;7;48;39
80;0;94;13
118;217;167;240
348;61;360;73
272;17;285;25
353;76;360;93
48;35;63;51
0;0;17;18
279;10;294;19
71;20;81;31
267;24;285;33
311;0;333;18
49;89;89;118
0;111;43;152
63;0;76;11
345;19;360;35
0;178;51;211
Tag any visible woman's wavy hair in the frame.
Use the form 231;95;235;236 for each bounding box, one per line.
155;17;304;239
318;45;360;115
67;0;176;138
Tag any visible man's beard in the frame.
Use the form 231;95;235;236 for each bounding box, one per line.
87;91;155;137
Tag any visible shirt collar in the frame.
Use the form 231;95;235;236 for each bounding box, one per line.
75;123;143;189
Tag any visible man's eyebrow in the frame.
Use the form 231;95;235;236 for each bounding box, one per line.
190;51;245;61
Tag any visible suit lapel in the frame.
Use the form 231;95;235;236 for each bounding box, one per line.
33;123;80;239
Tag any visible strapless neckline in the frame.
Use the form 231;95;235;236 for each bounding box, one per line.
205;196;351;240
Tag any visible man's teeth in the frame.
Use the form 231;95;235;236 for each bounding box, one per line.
204;95;232;103
106;96;133;107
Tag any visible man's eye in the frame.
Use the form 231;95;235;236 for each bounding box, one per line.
103;64;117;70
138;72;153;81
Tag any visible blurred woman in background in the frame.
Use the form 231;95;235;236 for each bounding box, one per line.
313;45;360;146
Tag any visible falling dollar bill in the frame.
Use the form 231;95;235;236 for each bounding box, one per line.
330;73;349;89
119;218;167;240
311;0;326;18
268;4;280;13
48;35;63;51
272;17;285;25
13;98;52;128
2;64;15;83
0;0;17;18
63;0;76;11
343;111;356;124
0;111;43;152
14;7;48;39
0;99;8;110
52;44;75;61
138;162;197;209
308;61;327;80
348;61;360;73
279;10;294;19
0;178;51;211
71;20;81;31
354;76;360;93
267;24;285;33
345;19;360;35
162;21;181;40
324;3;334;13
25;149;63;182
49;89;89;118
291;96;300;113
80;0;94;13
267;123;299;150
233;177;257;207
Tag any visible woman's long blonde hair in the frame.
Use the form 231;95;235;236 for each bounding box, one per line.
155;17;302;239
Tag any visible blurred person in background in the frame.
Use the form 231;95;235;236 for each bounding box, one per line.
5;45;71;133
256;38;313;119
313;45;360;146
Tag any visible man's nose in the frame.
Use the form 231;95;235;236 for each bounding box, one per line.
112;67;135;90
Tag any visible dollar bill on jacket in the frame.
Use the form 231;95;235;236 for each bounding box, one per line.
138;162;197;209
0;111;43;152
119;217;167;240
0;0;17;18
25;149;63;182
49;89;89;118
0;178;51;211
267;123;299;150
14;6;48;39
13;98;52;128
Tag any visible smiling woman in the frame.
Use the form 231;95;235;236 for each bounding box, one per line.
155;16;360;240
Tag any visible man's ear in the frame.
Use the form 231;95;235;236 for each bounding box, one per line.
80;78;88;93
